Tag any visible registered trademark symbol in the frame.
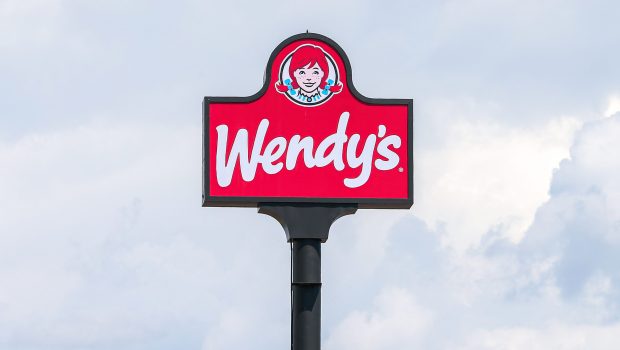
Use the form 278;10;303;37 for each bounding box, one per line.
398;167;403;172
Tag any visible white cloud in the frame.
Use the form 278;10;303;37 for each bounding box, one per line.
0;0;63;49
0;121;290;348
324;287;432;350
202;307;288;350
519;114;620;305
604;94;620;117
416;110;580;249
323;115;620;349
461;323;620;350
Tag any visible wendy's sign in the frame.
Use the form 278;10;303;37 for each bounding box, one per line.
203;33;413;208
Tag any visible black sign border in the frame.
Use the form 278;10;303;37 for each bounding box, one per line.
203;32;413;209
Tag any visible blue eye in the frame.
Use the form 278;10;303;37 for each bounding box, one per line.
299;71;305;75
313;71;319;75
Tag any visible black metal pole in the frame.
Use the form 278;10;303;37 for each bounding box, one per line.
292;239;321;350
258;203;357;350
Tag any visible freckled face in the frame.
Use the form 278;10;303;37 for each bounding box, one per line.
293;62;324;93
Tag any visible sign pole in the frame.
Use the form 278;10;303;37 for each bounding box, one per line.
259;204;357;350
291;238;321;350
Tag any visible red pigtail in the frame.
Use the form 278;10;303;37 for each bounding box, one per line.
275;82;290;93
276;79;300;92
328;82;343;93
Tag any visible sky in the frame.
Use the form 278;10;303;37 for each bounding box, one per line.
1;0;620;349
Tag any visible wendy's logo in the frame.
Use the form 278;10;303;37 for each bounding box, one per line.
204;33;413;208
275;44;343;107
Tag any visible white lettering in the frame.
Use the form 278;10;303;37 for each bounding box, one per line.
215;119;268;187
315;112;349;170
375;135;401;170
344;133;377;188
261;136;286;174
286;135;316;169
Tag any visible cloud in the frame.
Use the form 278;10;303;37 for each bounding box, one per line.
323;114;620;349
0;121;290;349
460;323;620;350
517;114;620;308
324;287;432;350
0;0;63;49
604;94;620;117
416;115;580;249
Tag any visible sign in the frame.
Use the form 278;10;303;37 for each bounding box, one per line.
203;33;413;208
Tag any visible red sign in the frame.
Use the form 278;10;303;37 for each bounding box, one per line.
203;33;413;208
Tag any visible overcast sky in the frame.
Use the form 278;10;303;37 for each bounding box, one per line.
1;0;620;349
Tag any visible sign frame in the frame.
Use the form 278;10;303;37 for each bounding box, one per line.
202;32;413;209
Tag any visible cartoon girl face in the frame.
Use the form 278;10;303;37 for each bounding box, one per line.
276;43;342;106
293;62;325;94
